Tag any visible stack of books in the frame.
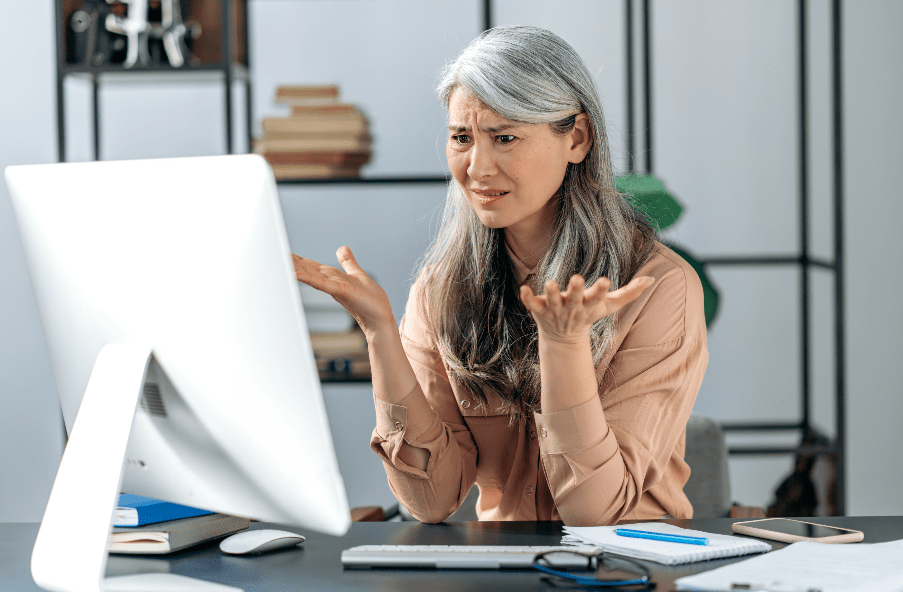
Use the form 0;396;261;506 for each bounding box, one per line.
255;84;371;180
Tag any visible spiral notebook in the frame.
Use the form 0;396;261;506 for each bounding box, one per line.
562;522;771;565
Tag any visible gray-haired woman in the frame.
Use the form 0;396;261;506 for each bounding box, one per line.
294;26;707;526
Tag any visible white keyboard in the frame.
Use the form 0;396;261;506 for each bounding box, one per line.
341;544;601;569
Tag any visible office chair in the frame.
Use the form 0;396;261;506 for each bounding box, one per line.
684;413;765;519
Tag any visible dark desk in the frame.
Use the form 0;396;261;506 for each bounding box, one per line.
2;517;901;591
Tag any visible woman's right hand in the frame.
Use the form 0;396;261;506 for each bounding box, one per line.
292;246;395;337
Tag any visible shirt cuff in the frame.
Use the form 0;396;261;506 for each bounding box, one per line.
534;397;613;455
373;385;441;446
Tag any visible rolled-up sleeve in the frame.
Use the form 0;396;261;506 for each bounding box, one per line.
369;294;478;523
535;246;708;526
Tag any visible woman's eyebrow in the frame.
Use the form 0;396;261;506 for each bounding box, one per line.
447;123;522;133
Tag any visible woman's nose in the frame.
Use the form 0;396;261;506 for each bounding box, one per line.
467;140;498;179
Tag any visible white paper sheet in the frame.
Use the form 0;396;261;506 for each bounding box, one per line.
675;539;903;592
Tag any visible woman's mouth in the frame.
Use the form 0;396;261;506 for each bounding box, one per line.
472;188;509;204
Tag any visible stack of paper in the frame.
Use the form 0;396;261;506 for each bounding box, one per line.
562;522;771;565
675;539;903;592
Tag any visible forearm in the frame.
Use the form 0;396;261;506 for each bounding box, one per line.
365;319;419;405
537;333;600;414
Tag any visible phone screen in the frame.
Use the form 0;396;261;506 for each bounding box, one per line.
743;519;854;538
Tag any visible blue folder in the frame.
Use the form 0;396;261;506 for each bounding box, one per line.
114;493;213;527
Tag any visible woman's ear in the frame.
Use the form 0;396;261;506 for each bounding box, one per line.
567;113;593;164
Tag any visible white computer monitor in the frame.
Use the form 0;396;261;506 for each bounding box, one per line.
6;154;350;592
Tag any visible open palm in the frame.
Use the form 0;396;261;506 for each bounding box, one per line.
292;246;395;335
520;274;655;344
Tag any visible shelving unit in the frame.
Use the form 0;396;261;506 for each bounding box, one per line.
54;0;252;161
625;0;846;514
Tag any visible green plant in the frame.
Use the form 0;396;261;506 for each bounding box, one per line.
616;175;719;326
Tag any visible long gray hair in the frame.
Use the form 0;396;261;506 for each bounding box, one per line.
416;26;655;421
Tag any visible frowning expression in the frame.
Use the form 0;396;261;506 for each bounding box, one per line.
445;88;590;236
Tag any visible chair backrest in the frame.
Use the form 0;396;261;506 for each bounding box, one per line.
683;414;732;518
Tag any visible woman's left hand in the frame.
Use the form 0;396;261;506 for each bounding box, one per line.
520;274;654;344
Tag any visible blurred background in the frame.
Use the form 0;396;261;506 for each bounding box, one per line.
1;0;901;521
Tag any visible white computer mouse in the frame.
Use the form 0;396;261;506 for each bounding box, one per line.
219;529;305;555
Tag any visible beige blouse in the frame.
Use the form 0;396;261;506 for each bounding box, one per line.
369;242;708;525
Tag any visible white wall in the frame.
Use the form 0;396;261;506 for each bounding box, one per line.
1;0;900;521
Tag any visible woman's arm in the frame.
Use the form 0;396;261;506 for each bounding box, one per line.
520;254;705;525
520;274;654;414
294;248;476;520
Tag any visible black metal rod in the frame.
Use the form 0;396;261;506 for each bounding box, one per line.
277;175;451;186
728;444;839;456
223;0;234;154
798;0;811;431
55;0;66;162
698;255;805;266
642;0;652;173
92;75;101;161
482;0;492;32
625;0;635;173
243;0;253;152
832;0;846;516
721;422;806;432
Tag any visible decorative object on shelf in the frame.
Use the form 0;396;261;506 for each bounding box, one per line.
67;0;127;66
63;1;226;69
311;330;371;381
616;174;720;326
255;85;372;180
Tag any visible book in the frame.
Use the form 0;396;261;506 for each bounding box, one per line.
109;513;250;555
561;522;771;565
254;136;372;153
290;103;360;116
675;539;903;591
275;84;340;105
261;114;367;136
268;164;362;180
260;150;371;167
114;493;213;527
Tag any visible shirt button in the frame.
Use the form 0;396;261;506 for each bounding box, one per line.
394;422;404;431
540;428;548;438
526;486;533;495
461;400;471;409
530;431;536;440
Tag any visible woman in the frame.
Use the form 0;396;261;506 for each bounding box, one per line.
293;26;707;526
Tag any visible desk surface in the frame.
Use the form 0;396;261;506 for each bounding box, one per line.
3;516;901;591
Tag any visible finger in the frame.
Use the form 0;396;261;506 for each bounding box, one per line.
519;284;544;314
583;276;612;302
564;274;585;306
544;279;563;309
292;253;326;282
336;246;366;275
603;275;655;312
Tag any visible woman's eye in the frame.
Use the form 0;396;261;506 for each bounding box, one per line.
497;135;516;145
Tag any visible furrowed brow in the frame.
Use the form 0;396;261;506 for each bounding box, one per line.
482;123;520;133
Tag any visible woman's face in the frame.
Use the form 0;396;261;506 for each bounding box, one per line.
445;88;590;237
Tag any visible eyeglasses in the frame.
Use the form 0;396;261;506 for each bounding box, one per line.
532;549;655;589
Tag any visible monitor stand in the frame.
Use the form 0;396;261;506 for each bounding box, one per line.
30;343;242;592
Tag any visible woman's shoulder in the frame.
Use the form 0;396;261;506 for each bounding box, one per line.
638;242;700;287
399;270;439;347
614;242;706;348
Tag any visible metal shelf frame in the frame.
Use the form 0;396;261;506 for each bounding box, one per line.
54;0;253;161
624;0;846;513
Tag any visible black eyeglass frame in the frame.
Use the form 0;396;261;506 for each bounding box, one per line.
532;549;654;589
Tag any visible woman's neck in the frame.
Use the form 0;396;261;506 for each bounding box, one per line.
504;228;550;270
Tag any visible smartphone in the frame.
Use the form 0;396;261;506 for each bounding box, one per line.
731;518;863;544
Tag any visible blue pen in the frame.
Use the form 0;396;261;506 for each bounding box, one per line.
614;528;709;546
